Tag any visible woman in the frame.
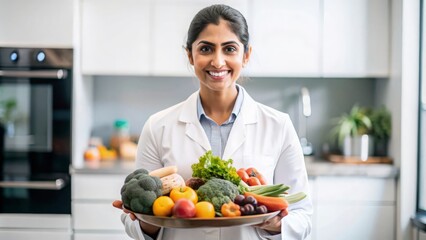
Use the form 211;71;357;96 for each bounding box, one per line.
114;4;312;240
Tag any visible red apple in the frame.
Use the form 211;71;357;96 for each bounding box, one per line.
172;198;196;218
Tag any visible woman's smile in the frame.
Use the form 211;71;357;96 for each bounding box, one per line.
206;70;231;80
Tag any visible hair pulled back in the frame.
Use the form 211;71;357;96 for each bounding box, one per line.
186;4;250;53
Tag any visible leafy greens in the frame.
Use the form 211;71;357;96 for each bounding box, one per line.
191;151;241;186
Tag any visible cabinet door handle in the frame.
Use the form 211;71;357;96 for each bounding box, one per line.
0;178;66;190
0;69;67;79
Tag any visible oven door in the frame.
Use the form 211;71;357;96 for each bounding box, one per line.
0;69;71;214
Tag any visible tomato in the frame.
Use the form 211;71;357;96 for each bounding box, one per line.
247;177;261;186
246;167;267;185
153;196;175;217
195;201;215;218
169;186;198;204
237;168;249;182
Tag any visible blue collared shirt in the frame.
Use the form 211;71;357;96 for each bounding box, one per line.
197;85;244;158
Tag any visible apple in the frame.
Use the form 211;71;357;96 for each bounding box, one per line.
172;198;196;218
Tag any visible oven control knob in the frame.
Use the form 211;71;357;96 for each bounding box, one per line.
36;51;46;62
10;51;19;62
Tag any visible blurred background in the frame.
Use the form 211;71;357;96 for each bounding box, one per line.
0;0;424;240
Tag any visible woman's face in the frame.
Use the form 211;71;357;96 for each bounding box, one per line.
187;19;251;93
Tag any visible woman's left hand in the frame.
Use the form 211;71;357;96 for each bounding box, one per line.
257;208;288;233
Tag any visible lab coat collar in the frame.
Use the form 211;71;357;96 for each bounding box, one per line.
178;86;258;156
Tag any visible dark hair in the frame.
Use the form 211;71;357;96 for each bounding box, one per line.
186;4;249;53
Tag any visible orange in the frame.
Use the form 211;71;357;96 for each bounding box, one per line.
84;147;100;161
195;201;215;218
152;196;175;217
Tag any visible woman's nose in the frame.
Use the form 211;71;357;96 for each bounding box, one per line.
211;52;225;68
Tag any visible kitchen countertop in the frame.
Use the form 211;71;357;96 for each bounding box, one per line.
70;160;135;175
305;157;399;178
71;157;399;178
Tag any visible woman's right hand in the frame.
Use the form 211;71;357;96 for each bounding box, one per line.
112;200;137;221
112;199;161;238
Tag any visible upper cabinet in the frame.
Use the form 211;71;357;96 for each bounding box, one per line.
79;0;390;77
0;0;73;47
248;0;321;77
81;0;151;75
322;0;389;77
81;0;248;76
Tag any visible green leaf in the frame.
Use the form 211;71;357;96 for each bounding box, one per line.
191;151;241;186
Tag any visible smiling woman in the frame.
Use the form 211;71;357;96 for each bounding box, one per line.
113;4;312;240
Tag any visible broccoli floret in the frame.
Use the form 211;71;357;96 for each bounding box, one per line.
124;168;149;183
121;169;162;214
196;178;239;213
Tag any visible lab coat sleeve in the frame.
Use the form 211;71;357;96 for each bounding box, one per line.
135;116;164;170
274;115;313;240
121;213;152;240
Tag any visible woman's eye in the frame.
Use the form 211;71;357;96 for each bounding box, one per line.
225;46;237;53
200;46;212;53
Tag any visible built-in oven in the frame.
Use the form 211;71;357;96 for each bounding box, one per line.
0;47;72;214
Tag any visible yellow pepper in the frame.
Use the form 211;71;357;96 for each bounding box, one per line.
221;202;241;217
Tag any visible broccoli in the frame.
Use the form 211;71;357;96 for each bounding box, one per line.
196;178;239;213
121;169;162;214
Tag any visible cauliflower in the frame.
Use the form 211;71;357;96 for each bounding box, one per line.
121;169;162;214
196;178;239;213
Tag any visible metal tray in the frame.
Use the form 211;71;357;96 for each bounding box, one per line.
134;211;280;228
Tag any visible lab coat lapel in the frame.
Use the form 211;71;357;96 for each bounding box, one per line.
222;87;257;159
222;113;245;159
179;91;211;152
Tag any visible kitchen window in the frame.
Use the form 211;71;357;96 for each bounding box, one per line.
415;0;426;233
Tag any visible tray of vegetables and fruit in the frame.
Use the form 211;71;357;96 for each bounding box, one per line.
120;151;306;228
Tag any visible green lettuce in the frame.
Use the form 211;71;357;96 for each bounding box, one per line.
191;151;241;186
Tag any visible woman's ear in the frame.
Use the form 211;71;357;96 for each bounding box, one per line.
243;45;252;67
186;48;194;65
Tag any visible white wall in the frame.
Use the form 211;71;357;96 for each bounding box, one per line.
387;0;419;240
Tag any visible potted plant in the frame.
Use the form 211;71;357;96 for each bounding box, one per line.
330;105;373;157
367;106;391;156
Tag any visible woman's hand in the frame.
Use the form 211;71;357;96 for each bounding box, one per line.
257;208;289;234
112;200;137;220
112;200;161;238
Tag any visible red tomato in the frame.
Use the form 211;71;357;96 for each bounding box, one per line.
247;177;261;186
246;167;267;185
237;168;249;182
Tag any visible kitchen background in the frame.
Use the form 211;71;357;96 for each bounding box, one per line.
91;76;378;157
0;0;423;240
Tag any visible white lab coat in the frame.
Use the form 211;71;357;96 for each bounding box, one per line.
122;86;313;240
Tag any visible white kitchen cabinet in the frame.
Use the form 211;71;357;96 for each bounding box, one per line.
0;230;71;240
248;0;321;77
74;233;132;240
322;0;389;77
151;0;249;76
79;0;389;77
0;0;73;47
0;214;71;240
72;173;132;240
81;0;151;75
309;176;396;240
316;205;394;240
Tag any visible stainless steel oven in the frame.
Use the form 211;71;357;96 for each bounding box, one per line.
0;47;72;214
